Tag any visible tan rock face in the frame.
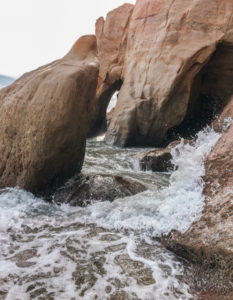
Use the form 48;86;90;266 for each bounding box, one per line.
87;3;134;138
0;35;99;193
167;123;233;293
99;0;233;147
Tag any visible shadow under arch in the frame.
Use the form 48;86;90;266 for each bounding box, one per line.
87;79;123;138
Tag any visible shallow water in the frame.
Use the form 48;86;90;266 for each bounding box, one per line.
0;123;229;300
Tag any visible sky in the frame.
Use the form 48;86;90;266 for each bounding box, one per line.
0;0;135;78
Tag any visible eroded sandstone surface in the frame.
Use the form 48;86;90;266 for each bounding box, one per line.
91;0;233;146
0;35;99;193
88;3;134;138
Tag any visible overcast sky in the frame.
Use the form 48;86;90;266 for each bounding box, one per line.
0;0;135;78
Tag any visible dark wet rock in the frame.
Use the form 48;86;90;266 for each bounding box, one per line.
135;141;180;172
109;291;139;300
30;287;47;299
100;234;121;242
136;140;192;172
106;244;126;253
115;254;155;286
105;285;112;294
167;124;233;295
53;173;146;206
16;261;36;268
0;289;7;300
107;108;115;128
9;249;37;262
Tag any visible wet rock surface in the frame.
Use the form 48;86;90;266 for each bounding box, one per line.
135;141;180;172
135;140;192;172
0;221;194;300
53;173;146;206
167;123;233;295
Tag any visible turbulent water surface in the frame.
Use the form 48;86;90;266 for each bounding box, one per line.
0;123;228;300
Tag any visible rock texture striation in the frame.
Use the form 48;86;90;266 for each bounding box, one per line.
89;0;233;146
0;35;99;193
88;3;134;138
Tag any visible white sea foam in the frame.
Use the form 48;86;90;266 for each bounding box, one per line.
0;121;231;299
81;124;229;236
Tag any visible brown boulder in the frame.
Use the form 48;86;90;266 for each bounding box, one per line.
96;0;233;147
87;3;134;138
167;123;233;293
0;35;99;193
135;141;180;172
53;173;146;207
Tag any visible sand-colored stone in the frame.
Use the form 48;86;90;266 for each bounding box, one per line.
88;3;134;138
0;35;99;193
100;0;233;147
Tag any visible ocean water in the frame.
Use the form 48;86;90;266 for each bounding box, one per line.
0;122;230;300
0;75;15;90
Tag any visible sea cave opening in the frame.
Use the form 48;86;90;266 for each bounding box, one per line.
165;42;233;143
87;79;123;138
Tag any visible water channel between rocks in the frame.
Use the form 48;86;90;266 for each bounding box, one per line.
0;124;228;300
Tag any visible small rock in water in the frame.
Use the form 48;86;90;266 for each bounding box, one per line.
53;173;146;206
135;140;192;172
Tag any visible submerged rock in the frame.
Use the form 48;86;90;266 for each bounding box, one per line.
167;123;233;294
53;173;146;206
0;35;99;193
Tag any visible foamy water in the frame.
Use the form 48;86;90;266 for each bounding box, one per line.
0;122;230;299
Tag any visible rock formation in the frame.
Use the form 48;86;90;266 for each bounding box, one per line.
0;35;99;193
135;141;180;172
91;0;233;146
54;173;146;207
167;123;233;294
87;3;134;138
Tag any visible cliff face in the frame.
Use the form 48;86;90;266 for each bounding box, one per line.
0;35;99;193
93;0;233;146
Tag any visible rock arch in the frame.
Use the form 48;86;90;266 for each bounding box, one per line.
100;0;233;147
87;3;134;138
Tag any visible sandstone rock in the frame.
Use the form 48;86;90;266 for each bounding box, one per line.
53;173;146;206
167;123;233;294
97;0;233;147
87;3;134;138
0;35;99;193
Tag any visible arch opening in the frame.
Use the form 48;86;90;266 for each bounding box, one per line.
87;79;123;138
165;42;233;143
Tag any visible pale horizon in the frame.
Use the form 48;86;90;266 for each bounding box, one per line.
0;0;135;78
